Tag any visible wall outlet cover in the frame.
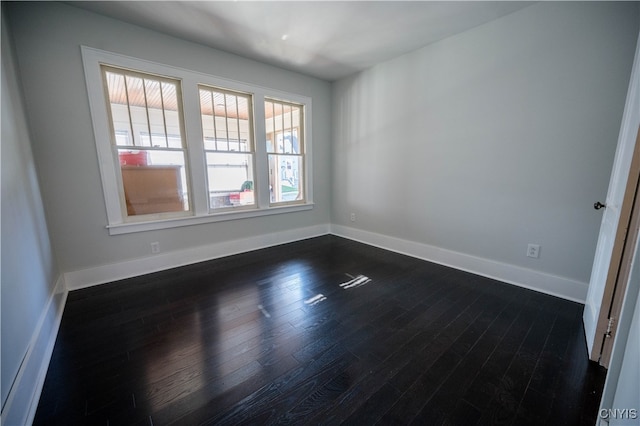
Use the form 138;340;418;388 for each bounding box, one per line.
527;244;540;259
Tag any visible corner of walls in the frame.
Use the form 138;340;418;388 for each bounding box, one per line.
2;6;68;423
330;224;589;303
1;274;68;426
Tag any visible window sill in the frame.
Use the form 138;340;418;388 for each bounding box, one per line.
106;203;314;235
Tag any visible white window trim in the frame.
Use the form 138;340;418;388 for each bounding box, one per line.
81;46;313;235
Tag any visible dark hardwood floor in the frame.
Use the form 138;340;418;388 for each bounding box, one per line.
34;235;606;425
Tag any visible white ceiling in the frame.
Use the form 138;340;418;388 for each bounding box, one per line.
71;1;534;81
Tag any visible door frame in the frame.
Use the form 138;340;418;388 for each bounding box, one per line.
593;128;640;367
584;31;640;360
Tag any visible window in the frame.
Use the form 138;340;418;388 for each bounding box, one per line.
82;47;312;235
199;86;255;210
103;66;190;218
265;99;304;205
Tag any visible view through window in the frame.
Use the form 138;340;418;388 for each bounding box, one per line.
265;99;304;205
86;47;312;233
103;66;190;217
199;86;255;210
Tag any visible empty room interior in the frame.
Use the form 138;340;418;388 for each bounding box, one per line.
2;1;640;425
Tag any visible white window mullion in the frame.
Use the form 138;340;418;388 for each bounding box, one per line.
159;80;170;148
141;77;154;147
253;93;270;209
181;79;209;216
121;75;136;148
209;91;218;149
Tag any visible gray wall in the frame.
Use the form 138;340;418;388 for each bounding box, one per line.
4;1;332;274
1;9;60;411
331;2;639;285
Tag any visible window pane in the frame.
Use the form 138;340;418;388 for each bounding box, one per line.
118;149;189;216
199;85;255;211
144;79;167;147
291;107;302;153
265;99;304;205
114;130;131;146
161;82;183;148
124;76;151;147
238;96;250;148
200;90;215;148
282;104;292;153
213;91;228;145
105;72;133;147
206;152;255;209
105;69;184;151
265;101;276;153
268;154;302;203
226;93;239;148
104;65;190;219
199;87;252;153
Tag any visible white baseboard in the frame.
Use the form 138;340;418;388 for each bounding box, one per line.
1;274;67;426
330;225;588;303
64;224;331;291
64;223;588;303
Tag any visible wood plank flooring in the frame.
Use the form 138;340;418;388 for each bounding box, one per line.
34;236;606;425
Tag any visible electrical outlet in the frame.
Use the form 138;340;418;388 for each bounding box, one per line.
350;213;356;222
527;244;540;259
151;242;160;254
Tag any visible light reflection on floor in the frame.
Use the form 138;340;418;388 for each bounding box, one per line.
340;274;371;289
143;311;208;411
141;262;375;412
304;294;327;306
